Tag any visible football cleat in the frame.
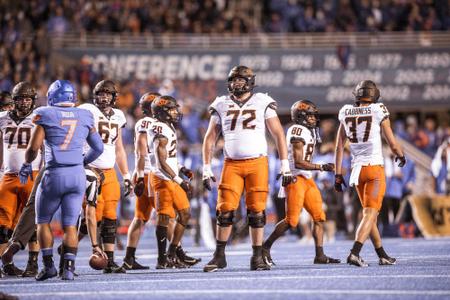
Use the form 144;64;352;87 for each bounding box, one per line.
35;265;57;281
379;256;396;265
22;260;38;277
155;255;174;269
1;242;21;265
122;257;150;270
250;255;271;271
262;247;275;266
103;260;126;274
3;263;24;276
176;246;201;267
314;255;341;264
168;252;187;269
347;253;369;267
203;255;227;272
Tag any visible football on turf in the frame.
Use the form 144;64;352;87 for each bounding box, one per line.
89;252;108;270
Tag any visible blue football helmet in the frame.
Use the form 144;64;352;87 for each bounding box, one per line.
47;80;76;106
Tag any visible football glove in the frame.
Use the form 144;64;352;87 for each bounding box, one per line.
321;163;335;172
180;166;194;180
395;156;406;168
277;159;295;187
123;174;133;197
134;177;145;197
334;174;347;192
19;163;33;185
174;176;192;198
202;164;216;191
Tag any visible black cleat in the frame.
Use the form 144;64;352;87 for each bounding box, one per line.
250;255;271;271
35;265;57;281
3;263;24;276
379;256;396;265
176;246;201;267
262;247;275;266
203;255;227;272
1;243;20;265
122;257;150;270
314;255;341;264
22;260;38;277
103;260;126;274
155;255;174;269
168;252;187;269
347;253;369;267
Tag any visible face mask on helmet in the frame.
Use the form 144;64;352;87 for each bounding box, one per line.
139;92;161;117
353;80;380;105
151;96;182;124
11;81;36;116
93;80;117;110
291;100;319;129
227;66;255;97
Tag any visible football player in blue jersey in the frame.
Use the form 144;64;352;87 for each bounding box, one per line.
19;80;104;281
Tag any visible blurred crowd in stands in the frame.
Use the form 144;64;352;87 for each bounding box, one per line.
0;1;449;244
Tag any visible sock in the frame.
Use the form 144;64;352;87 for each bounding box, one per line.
28;251;39;263
168;244;177;255
375;246;388;259
105;251;114;262
252;245;262;256
155;225;168;259
125;247;136;260
350;241;363;256
41;248;53;268
215;240;227;257
315;246;324;257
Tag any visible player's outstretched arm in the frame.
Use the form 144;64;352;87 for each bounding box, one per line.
202;116;219;190
84;128;104;165
381;118;406;167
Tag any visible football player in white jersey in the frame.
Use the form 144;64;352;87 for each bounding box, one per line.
335;80;405;267
0;82;41;276
202;66;294;272
121;92;159;270
79;80;132;273
141;95;194;268
262;100;340;266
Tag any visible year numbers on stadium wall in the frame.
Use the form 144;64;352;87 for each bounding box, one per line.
226;109;256;130
345;116;372;143
98;121;119;144
5;127;31;149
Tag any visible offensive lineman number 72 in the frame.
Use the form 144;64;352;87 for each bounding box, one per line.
226;109;256;130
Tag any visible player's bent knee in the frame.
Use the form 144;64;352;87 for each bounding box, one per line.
216;210;235;227
157;214;170;227
100;218;117;244
285;217;298;228
177;209;191;227
247;210;266;228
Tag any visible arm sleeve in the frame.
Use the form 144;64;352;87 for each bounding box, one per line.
84;131;104;165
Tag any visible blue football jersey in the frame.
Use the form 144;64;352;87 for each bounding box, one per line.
33;106;95;167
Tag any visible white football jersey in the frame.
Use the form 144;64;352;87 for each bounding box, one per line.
338;102;390;167
286;124;317;179
209;93;278;160
135;116;155;174
79;103;126;169
0;111;41;173
146;120;178;181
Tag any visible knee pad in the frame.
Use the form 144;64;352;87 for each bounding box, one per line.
216;210;235;227
247;210;266;228
157;214;170;227
176;210;191;227
78;218;88;235
100;218;117;244
29;230;37;243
